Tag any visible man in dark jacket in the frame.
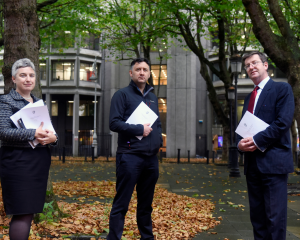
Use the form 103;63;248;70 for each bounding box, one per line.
107;58;162;240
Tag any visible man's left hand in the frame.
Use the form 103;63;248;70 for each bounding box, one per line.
238;137;257;152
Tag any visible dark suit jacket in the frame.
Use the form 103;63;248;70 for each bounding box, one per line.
237;79;295;174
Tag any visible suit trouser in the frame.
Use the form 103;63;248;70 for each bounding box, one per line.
246;158;288;240
107;153;159;240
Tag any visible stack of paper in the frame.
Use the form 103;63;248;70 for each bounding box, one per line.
235;111;269;138
10;100;56;148
126;101;158;140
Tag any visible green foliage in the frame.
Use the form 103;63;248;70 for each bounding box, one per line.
88;0;172;61
38;201;59;223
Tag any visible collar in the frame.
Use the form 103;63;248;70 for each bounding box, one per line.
10;88;39;102
256;76;270;90
130;80;153;97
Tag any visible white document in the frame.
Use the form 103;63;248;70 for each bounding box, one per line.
10;100;45;148
126;101;158;140
235;111;269;138
21;105;56;134
10;100;44;127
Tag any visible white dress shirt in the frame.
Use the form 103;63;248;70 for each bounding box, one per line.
252;76;270;114
251;76;270;152
238;76;270;152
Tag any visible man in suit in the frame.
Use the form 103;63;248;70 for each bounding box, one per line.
237;51;294;240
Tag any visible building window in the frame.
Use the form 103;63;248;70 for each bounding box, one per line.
82;34;99;50
268;64;275;78
151;65;167;85
158;98;167;152
79;100;94;116
237;100;244;122
67;101;73;116
40;61;47;80
239;69;248;79
268;63;287;78
212;62;220;82
79;130;94;145
158;98;167;112
51;101;58;116
52;61;75;81
79;61;99;81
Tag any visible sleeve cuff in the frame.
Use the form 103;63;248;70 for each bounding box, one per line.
50;134;59;146
253;138;266;152
237;140;244;152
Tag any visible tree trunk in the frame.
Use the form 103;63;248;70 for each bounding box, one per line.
3;0;41;97
3;0;61;221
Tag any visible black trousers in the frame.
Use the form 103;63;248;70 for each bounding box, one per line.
107;153;159;240
246;158;288;240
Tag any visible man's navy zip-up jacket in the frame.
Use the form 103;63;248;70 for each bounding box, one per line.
109;80;162;156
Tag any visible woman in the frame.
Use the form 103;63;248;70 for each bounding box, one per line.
0;58;58;240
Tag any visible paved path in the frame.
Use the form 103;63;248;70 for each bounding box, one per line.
50;161;300;239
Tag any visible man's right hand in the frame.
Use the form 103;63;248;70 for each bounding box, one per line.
238;137;257;152
143;123;152;137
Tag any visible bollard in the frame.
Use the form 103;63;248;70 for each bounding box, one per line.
212;151;215;163
188;150;190;163
92;146;95;162
177;149;181;164
59;148;61;161
206;150;209;164
62;147;65;163
107;146;109;162
85;148;87;162
160;149;163;163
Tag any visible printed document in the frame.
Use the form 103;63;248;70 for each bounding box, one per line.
10;100;45;148
10;100;44;127
126;101;158;140
21;105;56;134
235;111;269;138
10;101;55;148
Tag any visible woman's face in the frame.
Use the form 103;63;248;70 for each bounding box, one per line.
12;67;36;94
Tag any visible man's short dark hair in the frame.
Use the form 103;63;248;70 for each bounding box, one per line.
130;58;151;70
242;51;268;64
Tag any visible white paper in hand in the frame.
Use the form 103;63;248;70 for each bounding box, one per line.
10;100;44;128
235;111;269;138
126;101;158;140
21;105;56;134
10;100;45;148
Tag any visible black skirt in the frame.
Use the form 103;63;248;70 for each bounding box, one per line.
0;147;51;215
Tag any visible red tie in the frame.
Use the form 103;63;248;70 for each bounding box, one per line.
248;86;259;114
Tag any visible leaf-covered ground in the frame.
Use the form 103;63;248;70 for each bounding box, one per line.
0;181;221;239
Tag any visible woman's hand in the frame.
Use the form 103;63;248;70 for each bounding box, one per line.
37;129;57;145
35;122;57;145
35;122;48;143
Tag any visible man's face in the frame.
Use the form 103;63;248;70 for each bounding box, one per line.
129;62;150;85
244;54;269;85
